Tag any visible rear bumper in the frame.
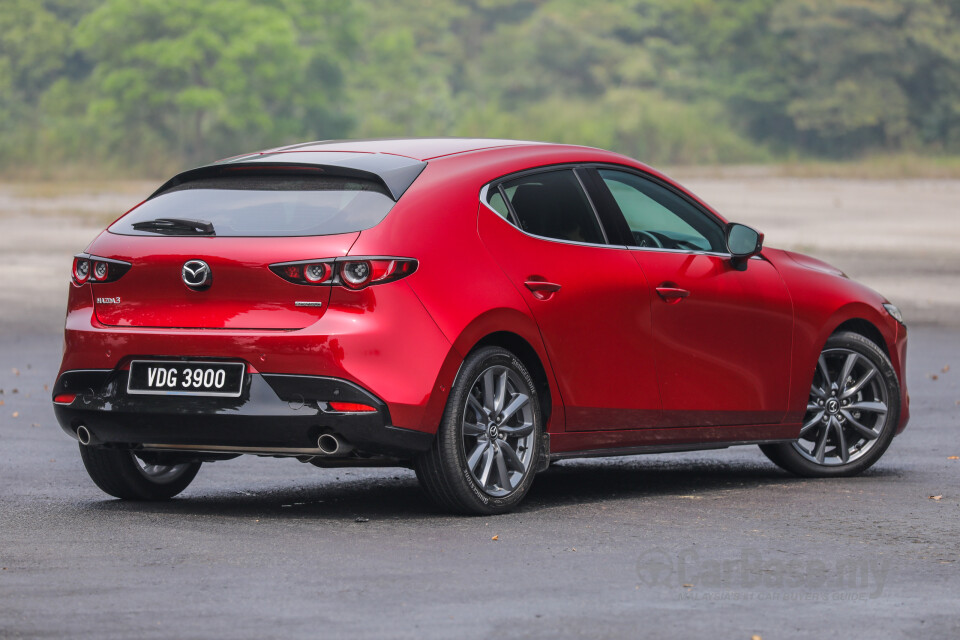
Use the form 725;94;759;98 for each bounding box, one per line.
52;369;434;457
56;280;460;433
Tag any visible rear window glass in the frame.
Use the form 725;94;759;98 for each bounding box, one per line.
110;174;395;237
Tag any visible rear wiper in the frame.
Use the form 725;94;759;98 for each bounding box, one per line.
131;218;216;236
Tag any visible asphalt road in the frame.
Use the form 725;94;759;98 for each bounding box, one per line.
1;324;958;639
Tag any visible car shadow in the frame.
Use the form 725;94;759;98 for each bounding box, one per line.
525;456;904;511
80;455;902;521
528;458;793;509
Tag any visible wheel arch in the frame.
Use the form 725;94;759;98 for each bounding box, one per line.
831;317;890;357
787;301;900;424
444;307;566;434
470;331;554;429
815;302;895;360
416;307;566;435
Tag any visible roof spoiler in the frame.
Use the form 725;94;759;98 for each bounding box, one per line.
149;151;428;201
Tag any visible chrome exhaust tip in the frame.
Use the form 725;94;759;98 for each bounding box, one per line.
76;425;92;446
317;433;341;455
317;433;354;456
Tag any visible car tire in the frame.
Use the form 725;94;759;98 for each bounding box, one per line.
415;346;543;515
760;331;900;477
79;445;201;500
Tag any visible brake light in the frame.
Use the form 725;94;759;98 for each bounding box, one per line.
328;401;377;413
270;257;417;289
72;254;131;285
53;394;77;405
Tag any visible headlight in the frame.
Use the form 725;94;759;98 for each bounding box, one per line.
882;303;904;325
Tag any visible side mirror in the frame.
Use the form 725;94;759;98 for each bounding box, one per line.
725;223;763;270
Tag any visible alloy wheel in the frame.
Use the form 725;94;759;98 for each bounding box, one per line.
794;347;890;466
461;365;536;497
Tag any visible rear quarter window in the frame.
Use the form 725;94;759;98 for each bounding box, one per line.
110;174;395;237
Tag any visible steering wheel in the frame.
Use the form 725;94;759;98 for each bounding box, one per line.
633;230;663;248
673;239;704;251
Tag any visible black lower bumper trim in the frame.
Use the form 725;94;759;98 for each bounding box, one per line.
52;369;433;457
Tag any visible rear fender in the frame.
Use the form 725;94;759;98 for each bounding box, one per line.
451;308;566;435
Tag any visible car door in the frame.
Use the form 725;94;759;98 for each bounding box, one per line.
478;167;661;431
587;168;794;427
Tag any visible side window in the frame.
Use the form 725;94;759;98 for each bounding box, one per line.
598;169;725;252
498;170;606;245
487;190;510;219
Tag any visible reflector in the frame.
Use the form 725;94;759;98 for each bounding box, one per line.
328;401;376;413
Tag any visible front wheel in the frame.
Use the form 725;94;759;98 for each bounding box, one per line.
79;445;201;500
415;346;543;515
761;331;900;477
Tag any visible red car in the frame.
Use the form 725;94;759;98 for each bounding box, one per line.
53;138;909;514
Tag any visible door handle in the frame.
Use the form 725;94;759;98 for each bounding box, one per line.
524;280;562;300
655;285;690;302
524;281;562;293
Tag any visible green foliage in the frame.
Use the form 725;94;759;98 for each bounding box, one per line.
2;0;359;172
1;0;959;173
662;0;960;155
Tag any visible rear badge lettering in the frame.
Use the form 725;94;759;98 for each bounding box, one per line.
96;297;121;304
294;301;324;307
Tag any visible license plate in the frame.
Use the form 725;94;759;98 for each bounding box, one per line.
127;360;245;397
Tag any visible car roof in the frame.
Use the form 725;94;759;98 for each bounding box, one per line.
168;139;554;202
176;138;700;209
193;138;606;200
261;138;549;162
158;138;723;221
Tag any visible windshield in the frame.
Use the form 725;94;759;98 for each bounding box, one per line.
110;174;395;237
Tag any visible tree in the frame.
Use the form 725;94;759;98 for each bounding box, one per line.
73;0;359;165
0;1;76;164
2;0;960;171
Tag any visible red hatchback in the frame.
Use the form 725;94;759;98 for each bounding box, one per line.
53;138;909;514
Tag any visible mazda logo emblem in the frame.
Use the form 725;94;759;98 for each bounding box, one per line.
182;260;212;290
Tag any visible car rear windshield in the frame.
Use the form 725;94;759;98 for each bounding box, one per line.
109;174;395;237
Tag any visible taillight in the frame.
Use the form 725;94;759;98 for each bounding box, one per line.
340;261;372;287
72;254;131;285
340;259;417;290
92;261;109;281
270;260;336;285
72;257;90;283
304;262;330;283
270;257;417;289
